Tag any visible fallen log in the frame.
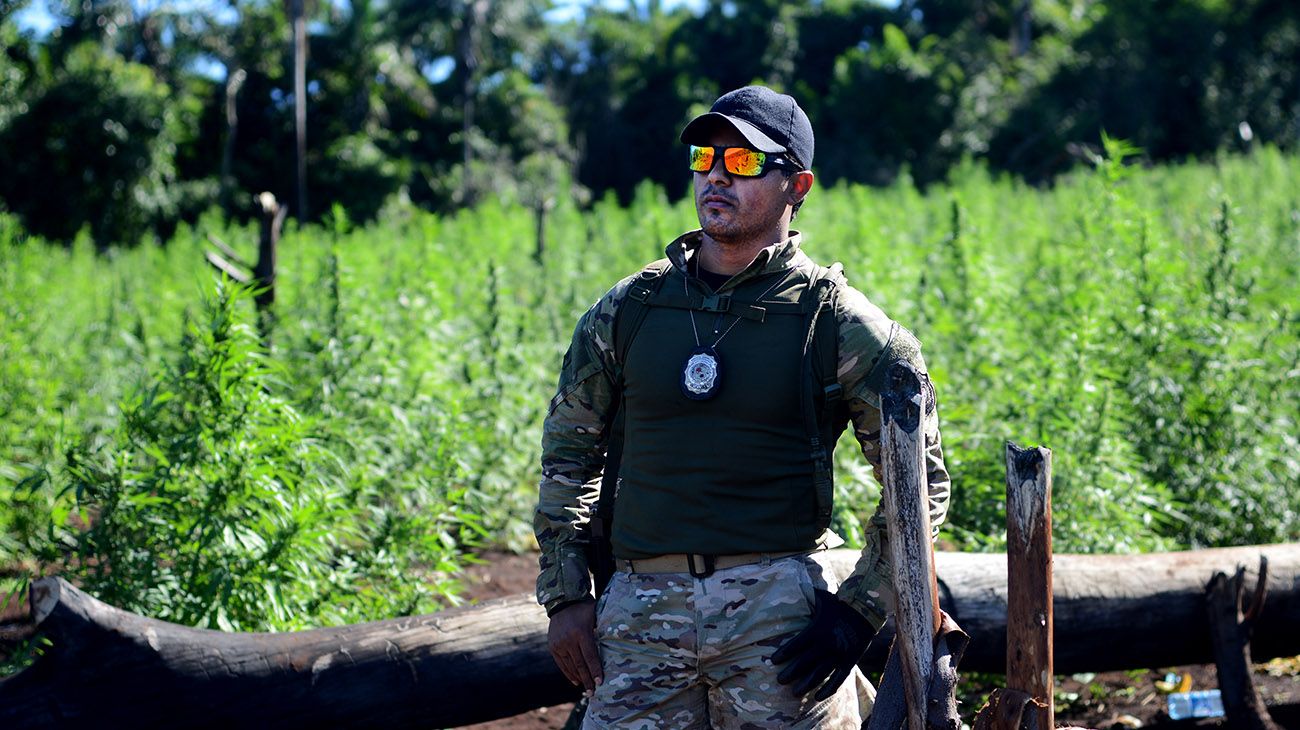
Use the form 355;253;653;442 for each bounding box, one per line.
0;579;575;729
940;544;1300;674
3;544;1299;728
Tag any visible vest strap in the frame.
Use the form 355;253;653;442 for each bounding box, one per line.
626;284;653;303
801;263;847;531
615;259;673;366
640;292;769;322
593;258;673;598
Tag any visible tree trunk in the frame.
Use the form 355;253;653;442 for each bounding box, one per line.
290;0;308;221
868;611;967;730
4;545;1300;728
1010;0;1032;57
458;0;487;204
220;68;247;213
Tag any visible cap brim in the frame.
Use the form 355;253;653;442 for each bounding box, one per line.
679;113;785;153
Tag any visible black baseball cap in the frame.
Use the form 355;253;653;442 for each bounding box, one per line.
680;85;814;170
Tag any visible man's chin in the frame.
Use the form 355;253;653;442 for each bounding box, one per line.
700;223;737;243
699;213;737;242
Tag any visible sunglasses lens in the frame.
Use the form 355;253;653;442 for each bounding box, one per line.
688;145;715;172
724;148;766;176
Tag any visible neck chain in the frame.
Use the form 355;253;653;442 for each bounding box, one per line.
680;261;785;401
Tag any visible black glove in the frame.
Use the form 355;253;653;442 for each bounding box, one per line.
771;589;876;701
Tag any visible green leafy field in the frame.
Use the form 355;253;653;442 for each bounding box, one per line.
2;146;1298;636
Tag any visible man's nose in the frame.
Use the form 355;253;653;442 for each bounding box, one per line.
706;154;732;185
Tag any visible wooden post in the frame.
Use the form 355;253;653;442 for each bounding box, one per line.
255;191;285;315
1004;443;1053;729
866;360;968;730
533;201;548;264
878;361;940;730
1206;558;1280;730
203;192;283;340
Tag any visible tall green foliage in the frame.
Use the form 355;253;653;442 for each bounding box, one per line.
2;152;1297;643
50;281;475;630
811;144;1300;552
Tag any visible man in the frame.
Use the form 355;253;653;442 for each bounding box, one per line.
536;85;950;729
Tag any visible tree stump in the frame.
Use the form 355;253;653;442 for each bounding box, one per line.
1206;557;1280;730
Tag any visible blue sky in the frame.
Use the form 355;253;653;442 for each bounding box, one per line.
13;1;57;35
546;0;709;23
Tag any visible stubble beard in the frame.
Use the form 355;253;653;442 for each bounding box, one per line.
696;177;790;248
697;197;781;248
700;209;750;245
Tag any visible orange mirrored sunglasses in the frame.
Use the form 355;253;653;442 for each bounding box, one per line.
688;145;798;177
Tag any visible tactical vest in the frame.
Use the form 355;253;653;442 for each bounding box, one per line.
602;259;849;560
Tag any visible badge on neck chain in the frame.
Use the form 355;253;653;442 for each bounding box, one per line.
681;346;722;400
679;260;786;402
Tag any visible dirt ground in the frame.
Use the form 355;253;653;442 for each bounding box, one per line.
456;551;1300;730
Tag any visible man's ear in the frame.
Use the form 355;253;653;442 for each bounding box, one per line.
789;170;814;204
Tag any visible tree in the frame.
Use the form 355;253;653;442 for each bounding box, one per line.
542;3;696;204
819;24;964;187
0;43;180;245
0;6;36;132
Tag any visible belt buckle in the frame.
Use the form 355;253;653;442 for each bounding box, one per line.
687;553;716;578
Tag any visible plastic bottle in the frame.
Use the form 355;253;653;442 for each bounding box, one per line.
1167;689;1225;720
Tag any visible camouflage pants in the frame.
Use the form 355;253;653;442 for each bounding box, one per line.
583;553;873;729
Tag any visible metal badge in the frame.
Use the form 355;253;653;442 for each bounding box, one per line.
681;346;721;400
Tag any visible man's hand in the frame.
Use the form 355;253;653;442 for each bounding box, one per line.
771;589;876;701
547;599;604;693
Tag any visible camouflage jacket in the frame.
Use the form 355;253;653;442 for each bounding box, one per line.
535;229;951;629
